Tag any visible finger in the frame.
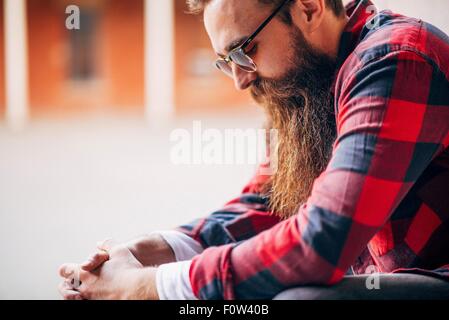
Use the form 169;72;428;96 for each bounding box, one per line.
96;238;118;252
62;287;83;300
58;281;83;300
58;279;73;293
58;263;80;279
81;251;110;271
65;291;83;300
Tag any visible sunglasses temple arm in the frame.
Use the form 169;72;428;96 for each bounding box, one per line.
242;0;292;47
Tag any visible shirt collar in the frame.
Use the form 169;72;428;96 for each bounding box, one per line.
336;0;377;68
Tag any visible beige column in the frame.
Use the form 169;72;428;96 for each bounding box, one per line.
4;0;29;129
144;0;175;123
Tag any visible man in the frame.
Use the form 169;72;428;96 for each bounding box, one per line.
59;0;449;300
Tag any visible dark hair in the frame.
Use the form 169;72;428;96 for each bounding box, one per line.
186;0;345;21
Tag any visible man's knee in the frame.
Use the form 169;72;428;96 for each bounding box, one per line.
274;274;449;300
274;286;350;300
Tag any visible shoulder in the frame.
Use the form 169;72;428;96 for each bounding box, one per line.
338;11;423;79
336;11;449;89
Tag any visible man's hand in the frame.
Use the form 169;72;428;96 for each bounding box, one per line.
58;240;159;300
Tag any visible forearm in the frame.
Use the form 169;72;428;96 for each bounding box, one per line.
177;193;280;248
125;233;176;267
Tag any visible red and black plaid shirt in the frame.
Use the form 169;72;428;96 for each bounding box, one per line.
178;0;449;299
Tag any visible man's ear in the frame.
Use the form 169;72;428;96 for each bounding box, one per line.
291;0;326;33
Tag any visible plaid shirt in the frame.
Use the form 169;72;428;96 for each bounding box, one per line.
177;0;449;299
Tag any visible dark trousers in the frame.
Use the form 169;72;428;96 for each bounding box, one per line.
274;274;449;300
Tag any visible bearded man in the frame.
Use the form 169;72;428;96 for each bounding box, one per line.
58;0;449;300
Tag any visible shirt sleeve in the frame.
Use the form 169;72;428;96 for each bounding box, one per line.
155;230;204;262
176;162;281;248
187;51;449;299
156;260;196;300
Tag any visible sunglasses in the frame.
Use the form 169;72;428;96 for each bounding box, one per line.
215;0;292;78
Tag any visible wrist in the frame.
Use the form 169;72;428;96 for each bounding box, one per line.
125;267;159;300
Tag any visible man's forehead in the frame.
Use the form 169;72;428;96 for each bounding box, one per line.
204;0;269;55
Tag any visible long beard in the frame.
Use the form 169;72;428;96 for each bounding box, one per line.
251;28;337;219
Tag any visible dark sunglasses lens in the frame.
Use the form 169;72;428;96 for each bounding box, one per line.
229;50;256;72
215;60;233;77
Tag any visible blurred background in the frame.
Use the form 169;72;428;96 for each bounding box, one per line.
0;0;448;299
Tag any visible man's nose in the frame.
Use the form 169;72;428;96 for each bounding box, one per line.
231;64;257;91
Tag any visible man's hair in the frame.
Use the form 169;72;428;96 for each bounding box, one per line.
186;0;345;19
